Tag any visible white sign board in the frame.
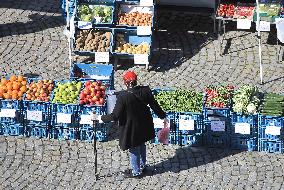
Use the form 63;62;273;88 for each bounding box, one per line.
80;115;93;125
211;121;225;132
140;0;153;6
257;21;271;32
27;110;43;122
235;123;251;135
153;118;164;128
134;54;149;65
95;52;110;63
179;119;195;131
57;113;72;124
137;26;152;36
0;109;16;118
237;19;252;30
77;21;93;29
265;126;281;136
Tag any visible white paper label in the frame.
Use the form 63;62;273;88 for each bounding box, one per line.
179;119;195;131
237;19;252;29
77;21;93;29
134;54;149;65
95;52;110;63
57;113;72;124
27;110;43;122
137;26;152;36
211;121;225;132
257;21;271;32
265;126;281;136
0;109;16;118
153;118;164;128
235;123;251;134
80;115;93;125
140;0;153;6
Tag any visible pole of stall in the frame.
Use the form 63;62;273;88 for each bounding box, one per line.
256;0;263;84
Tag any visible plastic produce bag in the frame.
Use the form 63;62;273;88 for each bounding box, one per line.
157;120;170;144
276;18;284;43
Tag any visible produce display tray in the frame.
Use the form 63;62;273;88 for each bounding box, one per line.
258;115;284;141
178;133;203;146
25;123;50;138
231;136;257;151
1;123;25;136
0;99;23;124
230;113;258;137
258;139;283;153
50;125;79;140
175;112;203;135
203;108;231;134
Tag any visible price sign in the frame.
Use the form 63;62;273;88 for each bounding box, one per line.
134;54;149;65
27;110;43;122
211;121;225;132
237;19;252;29
140;0;153;6
257;21;271;32
95;52;110;63
179;119;195;131
0;109;16;118
80;115;93;125
77;21;93;29
153;118;164;128
137;26;152;36
57;113;72;124
235;123;251;134
265;126;281;136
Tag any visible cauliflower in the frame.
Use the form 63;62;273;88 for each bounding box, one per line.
247;103;257;114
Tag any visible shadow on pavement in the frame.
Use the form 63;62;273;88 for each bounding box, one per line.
0;13;64;38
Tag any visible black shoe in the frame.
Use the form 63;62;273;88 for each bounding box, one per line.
122;170;143;179
141;165;148;173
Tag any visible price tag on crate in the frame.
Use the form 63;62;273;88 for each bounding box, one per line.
95;52;110;63
77;21;93;29
256;21;271;32
80;115;93;125
211;121;225;132
27;110;43;122
235;122;251;134
0;109;16;118
153;118;164;128
140;0;153;6
237;19;251;29
56;113;72;124
137;26;152;36
134;54;149;65
265;126;281;136
179;119;195;131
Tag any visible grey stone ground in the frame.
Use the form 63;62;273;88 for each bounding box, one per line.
1;0;284;189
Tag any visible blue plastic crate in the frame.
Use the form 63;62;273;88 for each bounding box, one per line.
203;107;230;119
258;139;283;153
51;125;78;140
204;133;230;148
178;133;203;146
2;123;24;136
231;136;257;151
26;123;49;138
176;112;203;135
258;115;284;141
80;124;107;142
23;101;51;124
73;27;113;56
203;107;230;134
61;0;77;20
231;113;258;137
113;29;152;58
0;99;23;123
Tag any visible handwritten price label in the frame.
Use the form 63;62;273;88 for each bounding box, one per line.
56;113;72;124
211;121;225;132
134;54;149;65
237;19;251;29
137;26;152;36
0;109;16;118
153;118;164;128
80;115;93;125
265;126;281;136
235;123;251;134
27;110;43;122
77;21;93;29
179;119;195;131
140;0;153;6
95;52;110;63
257;21;270;32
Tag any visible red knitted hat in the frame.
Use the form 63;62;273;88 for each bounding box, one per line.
123;71;137;82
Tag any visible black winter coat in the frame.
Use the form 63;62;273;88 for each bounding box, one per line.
101;86;166;150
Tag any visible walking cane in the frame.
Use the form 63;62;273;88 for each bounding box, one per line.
93;119;98;180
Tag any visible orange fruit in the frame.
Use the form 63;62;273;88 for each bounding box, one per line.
21;80;27;86
6;82;13;91
18;75;24;82
12;93;17;100
18;91;23;98
12;82;19;90
1;78;7;85
20;85;26;92
10;75;17;82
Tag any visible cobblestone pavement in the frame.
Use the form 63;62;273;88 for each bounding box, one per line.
1;0;284;189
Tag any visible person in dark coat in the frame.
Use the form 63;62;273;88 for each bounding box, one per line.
94;71;168;178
